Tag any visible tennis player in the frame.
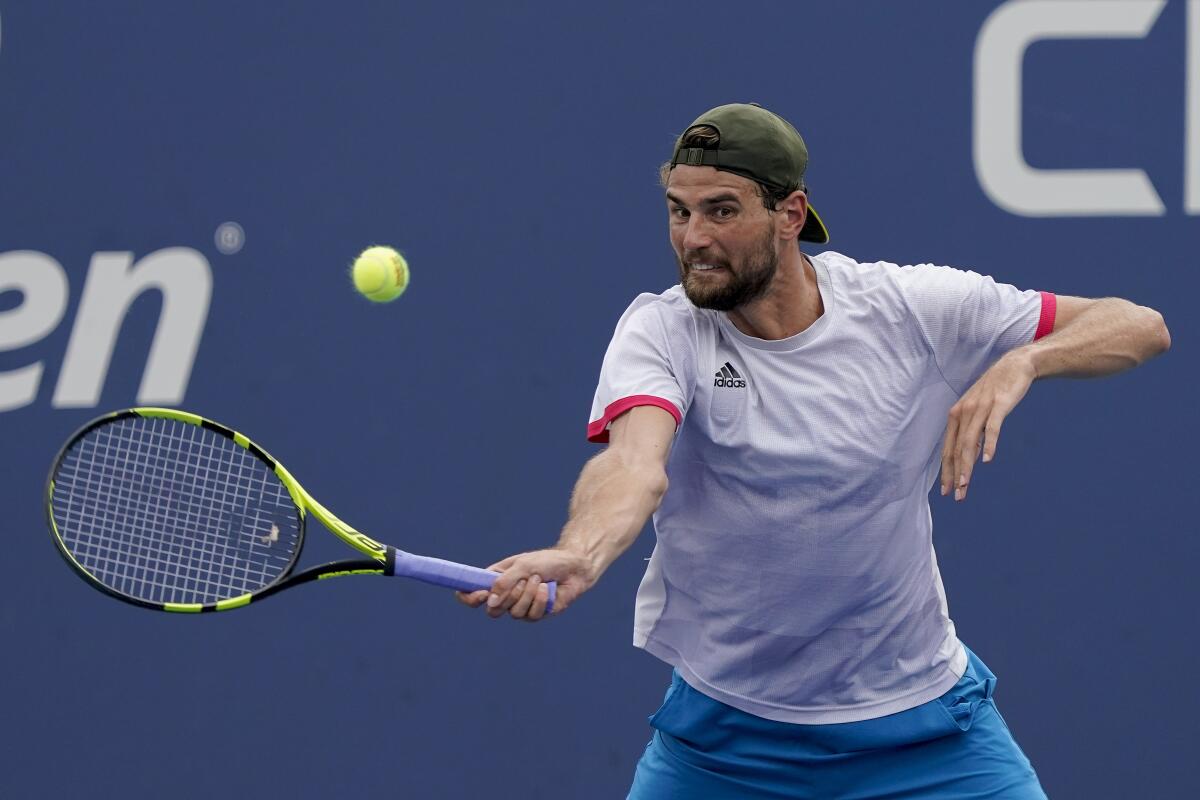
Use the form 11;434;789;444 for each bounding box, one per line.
458;103;1171;798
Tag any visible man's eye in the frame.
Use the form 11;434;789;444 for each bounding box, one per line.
714;207;734;219
671;207;689;218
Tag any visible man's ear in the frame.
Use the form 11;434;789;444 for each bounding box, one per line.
777;190;809;242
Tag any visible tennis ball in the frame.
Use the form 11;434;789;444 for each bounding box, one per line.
351;245;409;303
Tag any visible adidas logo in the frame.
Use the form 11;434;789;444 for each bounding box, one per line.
714;362;747;389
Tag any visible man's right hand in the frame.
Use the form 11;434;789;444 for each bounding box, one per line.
455;548;597;622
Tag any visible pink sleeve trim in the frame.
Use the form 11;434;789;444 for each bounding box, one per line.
586;395;682;443
1034;291;1057;340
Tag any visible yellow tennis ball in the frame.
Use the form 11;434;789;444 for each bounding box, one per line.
351;246;409;303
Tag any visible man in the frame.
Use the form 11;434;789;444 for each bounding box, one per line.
457;103;1171;798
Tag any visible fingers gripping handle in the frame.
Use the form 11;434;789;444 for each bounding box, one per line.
387;549;557;614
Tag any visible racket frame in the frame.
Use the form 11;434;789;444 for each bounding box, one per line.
46;407;397;613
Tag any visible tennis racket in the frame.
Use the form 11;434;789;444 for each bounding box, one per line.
45;408;555;613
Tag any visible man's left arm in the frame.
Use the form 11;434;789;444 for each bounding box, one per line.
941;296;1171;501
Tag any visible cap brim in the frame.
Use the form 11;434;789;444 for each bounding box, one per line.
800;204;829;244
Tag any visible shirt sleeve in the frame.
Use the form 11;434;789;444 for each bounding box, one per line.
586;295;693;443
895;263;1056;396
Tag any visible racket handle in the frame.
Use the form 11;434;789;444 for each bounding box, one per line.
389;550;557;614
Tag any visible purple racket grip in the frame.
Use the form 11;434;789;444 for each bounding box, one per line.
389;550;556;614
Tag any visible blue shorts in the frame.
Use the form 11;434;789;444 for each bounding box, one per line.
628;646;1046;799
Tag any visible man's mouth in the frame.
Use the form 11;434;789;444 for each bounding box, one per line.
688;263;726;272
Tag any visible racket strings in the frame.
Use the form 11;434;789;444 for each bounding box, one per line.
51;416;301;605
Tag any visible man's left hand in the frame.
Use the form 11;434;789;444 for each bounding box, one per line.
941;351;1037;501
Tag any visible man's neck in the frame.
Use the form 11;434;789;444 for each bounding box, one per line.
726;251;824;340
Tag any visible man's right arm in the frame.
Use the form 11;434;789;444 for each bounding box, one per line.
456;404;676;621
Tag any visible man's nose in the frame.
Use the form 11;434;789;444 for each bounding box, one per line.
681;216;713;252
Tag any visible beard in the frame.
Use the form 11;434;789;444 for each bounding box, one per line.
677;227;779;312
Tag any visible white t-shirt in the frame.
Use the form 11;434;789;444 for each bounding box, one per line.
587;251;1056;724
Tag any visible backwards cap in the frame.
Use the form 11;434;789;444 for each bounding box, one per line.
670;103;829;244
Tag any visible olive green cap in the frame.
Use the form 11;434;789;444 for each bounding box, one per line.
670;103;829;244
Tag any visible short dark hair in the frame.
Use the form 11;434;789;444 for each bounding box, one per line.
659;125;807;212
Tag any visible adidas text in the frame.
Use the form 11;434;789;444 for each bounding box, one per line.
714;362;746;389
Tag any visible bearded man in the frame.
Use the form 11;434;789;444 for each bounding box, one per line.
458;103;1171;799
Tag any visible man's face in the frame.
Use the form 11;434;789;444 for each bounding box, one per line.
666;165;779;311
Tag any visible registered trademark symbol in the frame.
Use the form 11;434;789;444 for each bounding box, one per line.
214;222;245;255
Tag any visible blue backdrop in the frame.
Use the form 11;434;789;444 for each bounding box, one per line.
1;2;1194;797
